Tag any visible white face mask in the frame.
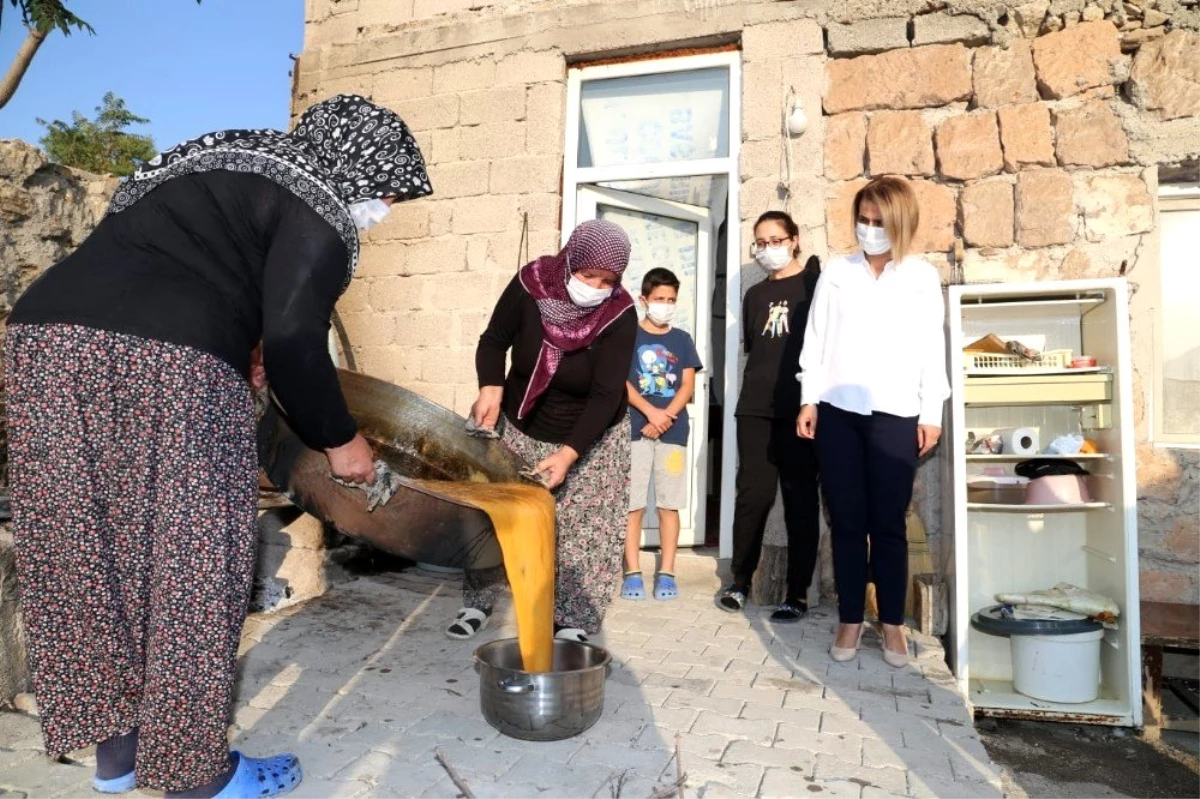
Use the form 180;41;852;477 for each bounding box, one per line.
644;302;676;326
755;245;792;272
567;275;612;308
856;222;892;256
349;198;391;231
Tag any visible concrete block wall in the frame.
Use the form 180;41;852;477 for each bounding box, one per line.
296;0;813;418
299;0;1199;602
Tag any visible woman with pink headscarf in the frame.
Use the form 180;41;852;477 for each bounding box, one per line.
445;220;638;643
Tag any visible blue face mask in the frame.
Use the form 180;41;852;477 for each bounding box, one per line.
348;198;391;230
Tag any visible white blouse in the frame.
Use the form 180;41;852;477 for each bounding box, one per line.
798;252;950;426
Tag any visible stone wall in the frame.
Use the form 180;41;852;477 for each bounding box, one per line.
299;0;1198;603
0;140;118;328
0;139;118;472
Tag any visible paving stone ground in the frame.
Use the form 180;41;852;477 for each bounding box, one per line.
0;552;1004;798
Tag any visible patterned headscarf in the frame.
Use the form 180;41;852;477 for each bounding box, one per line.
516;219;634;419
105;94;432;289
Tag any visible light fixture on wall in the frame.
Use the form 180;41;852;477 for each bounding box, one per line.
776;85;806;218
787;94;808;137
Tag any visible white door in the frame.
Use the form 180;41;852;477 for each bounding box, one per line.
576;185;715;547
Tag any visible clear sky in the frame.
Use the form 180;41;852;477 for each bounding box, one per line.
0;0;304;152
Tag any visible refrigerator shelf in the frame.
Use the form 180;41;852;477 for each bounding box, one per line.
967;502;1112;513
969;678;1132;725
964;373;1112;406
965;453;1111;462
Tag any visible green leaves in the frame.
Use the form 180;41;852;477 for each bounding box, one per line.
3;1;95;36
37;92;157;177
2;1;200;35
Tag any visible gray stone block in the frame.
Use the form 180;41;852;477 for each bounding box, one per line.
912;12;993;47
250;508;347;613
826;18;911;56
0;530;28;706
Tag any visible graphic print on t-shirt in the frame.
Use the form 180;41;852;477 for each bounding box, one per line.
628;326;703;446
635;344;681;398
762;300;790;339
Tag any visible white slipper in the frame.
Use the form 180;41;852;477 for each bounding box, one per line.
554;627;589;643
445;607;491;640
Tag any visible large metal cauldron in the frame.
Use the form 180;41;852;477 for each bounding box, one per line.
473;639;611;741
257;369;533;571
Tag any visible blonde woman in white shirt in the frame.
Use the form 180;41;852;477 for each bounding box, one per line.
796;176;950;667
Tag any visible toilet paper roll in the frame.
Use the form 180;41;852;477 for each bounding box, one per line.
995;427;1040;455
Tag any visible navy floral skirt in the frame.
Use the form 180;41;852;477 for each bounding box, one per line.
4;323;257;791
464;416;631;633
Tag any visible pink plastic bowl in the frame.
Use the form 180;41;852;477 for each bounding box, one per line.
1025;474;1091;505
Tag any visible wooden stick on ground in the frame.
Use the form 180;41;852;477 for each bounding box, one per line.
434;746;475;799
649;733;687;799
675;732;686;799
651;774;688;799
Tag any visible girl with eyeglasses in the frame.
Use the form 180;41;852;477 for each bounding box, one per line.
718;211;822;623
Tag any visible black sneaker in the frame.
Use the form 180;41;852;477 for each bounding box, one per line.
770;600;808;623
718;585;748;612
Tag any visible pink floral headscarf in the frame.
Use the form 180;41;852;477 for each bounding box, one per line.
516;219;633;419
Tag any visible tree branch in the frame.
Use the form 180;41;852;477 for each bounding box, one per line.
433;747;475;799
0;26;47;110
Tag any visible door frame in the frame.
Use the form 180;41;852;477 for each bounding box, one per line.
562;50;742;558
576;185;715;546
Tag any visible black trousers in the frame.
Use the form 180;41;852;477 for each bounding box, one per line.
816;402;918;625
730;415;820;602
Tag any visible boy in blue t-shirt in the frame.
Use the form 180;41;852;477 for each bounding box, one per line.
621;268;703;602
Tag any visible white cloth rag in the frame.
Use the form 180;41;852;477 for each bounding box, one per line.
995;582;1120;628
330;459;403;512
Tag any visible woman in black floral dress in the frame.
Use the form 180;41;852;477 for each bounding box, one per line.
446;220;638;644
3;95;430;798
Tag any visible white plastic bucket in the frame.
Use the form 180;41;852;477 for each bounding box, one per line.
1011;629;1104;703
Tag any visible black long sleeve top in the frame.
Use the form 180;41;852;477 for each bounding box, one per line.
9;170;357;450
475;275;637;455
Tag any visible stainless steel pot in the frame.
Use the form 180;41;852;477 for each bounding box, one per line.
473;638;610;742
